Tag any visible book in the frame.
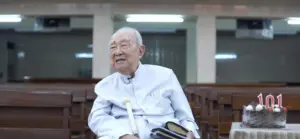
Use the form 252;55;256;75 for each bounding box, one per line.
150;121;189;139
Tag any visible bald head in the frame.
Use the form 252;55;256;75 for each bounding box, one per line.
111;27;143;47
109;27;145;76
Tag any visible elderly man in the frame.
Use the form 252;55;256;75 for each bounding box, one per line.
88;27;200;139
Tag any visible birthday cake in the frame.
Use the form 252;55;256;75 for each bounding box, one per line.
242;94;287;128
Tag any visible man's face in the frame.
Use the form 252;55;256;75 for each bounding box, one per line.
109;31;144;74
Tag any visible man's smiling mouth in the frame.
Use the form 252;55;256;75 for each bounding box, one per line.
116;59;126;63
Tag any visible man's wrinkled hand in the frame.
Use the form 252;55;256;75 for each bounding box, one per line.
119;135;139;139
186;131;195;139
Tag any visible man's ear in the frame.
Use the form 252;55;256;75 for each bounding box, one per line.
139;45;145;57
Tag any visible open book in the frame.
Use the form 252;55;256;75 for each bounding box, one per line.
150;121;189;139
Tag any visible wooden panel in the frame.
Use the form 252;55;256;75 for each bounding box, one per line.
86;88;96;100
25;78;101;84
218;122;231;134
0;117;65;128
232;95;257;110
208;111;219;126
185;83;285;87
0;85;87;102
70;119;86;131
0;128;70;139
218;94;231;104
0;83;95;139
0;91;72;107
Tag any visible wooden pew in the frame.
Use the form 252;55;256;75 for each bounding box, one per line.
0;128;70;139
183;83;299;139
184;86;209;139
0;90;71;128
85;86;98;139
217;89;300;139
2;78;100;139
0;90;72;139
23;78;101;84
0;84;91;139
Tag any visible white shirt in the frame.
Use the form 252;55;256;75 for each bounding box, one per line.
88;63;200;139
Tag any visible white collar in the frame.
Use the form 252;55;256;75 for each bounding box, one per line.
119;62;143;82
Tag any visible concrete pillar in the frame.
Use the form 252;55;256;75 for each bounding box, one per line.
0;40;7;83
196;16;216;83
92;5;113;78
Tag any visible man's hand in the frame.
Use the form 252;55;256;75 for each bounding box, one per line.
119;135;139;139
186;131;195;139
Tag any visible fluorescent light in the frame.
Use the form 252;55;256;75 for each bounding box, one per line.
138;28;177;33
0;15;22;23
17;51;25;58
126;14;184;23
287;20;300;25
286;17;300;25
75;53;93;58
287;17;300;20
215;54;237;60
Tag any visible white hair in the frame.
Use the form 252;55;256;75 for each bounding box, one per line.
112;27;143;47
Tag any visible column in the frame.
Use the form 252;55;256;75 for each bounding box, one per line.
0;40;7;83
92;5;113;79
196;16;216;83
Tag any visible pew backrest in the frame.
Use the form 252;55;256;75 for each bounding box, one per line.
0;91;72;128
0;128;70;139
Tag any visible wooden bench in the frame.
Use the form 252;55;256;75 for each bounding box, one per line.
85;86;98;139
0;128;70;139
183;83;300;139
217;88;300;139
0;90;72;139
2;78;100;139
184;85;209;139
23;78;101;84
0;83;94;139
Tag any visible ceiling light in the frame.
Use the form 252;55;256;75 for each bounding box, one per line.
286;17;300;25
75;53;93;59
126;14;184;23
0;15;22;23
287;20;300;25
287;17;300;20
215;54;237;60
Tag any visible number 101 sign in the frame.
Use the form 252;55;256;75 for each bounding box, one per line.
257;93;282;108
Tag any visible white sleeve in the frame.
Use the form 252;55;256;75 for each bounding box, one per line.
168;70;200;139
88;96;132;139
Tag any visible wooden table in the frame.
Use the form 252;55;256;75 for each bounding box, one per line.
230;122;300;139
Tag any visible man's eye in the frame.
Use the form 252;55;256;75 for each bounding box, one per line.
110;46;116;49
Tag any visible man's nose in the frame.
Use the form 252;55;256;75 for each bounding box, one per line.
115;47;123;55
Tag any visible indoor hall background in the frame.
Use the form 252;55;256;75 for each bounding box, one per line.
141;30;187;85
0;29;187;84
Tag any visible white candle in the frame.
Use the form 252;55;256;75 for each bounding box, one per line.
124;98;138;135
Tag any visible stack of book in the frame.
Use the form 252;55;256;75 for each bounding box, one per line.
150;121;189;139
